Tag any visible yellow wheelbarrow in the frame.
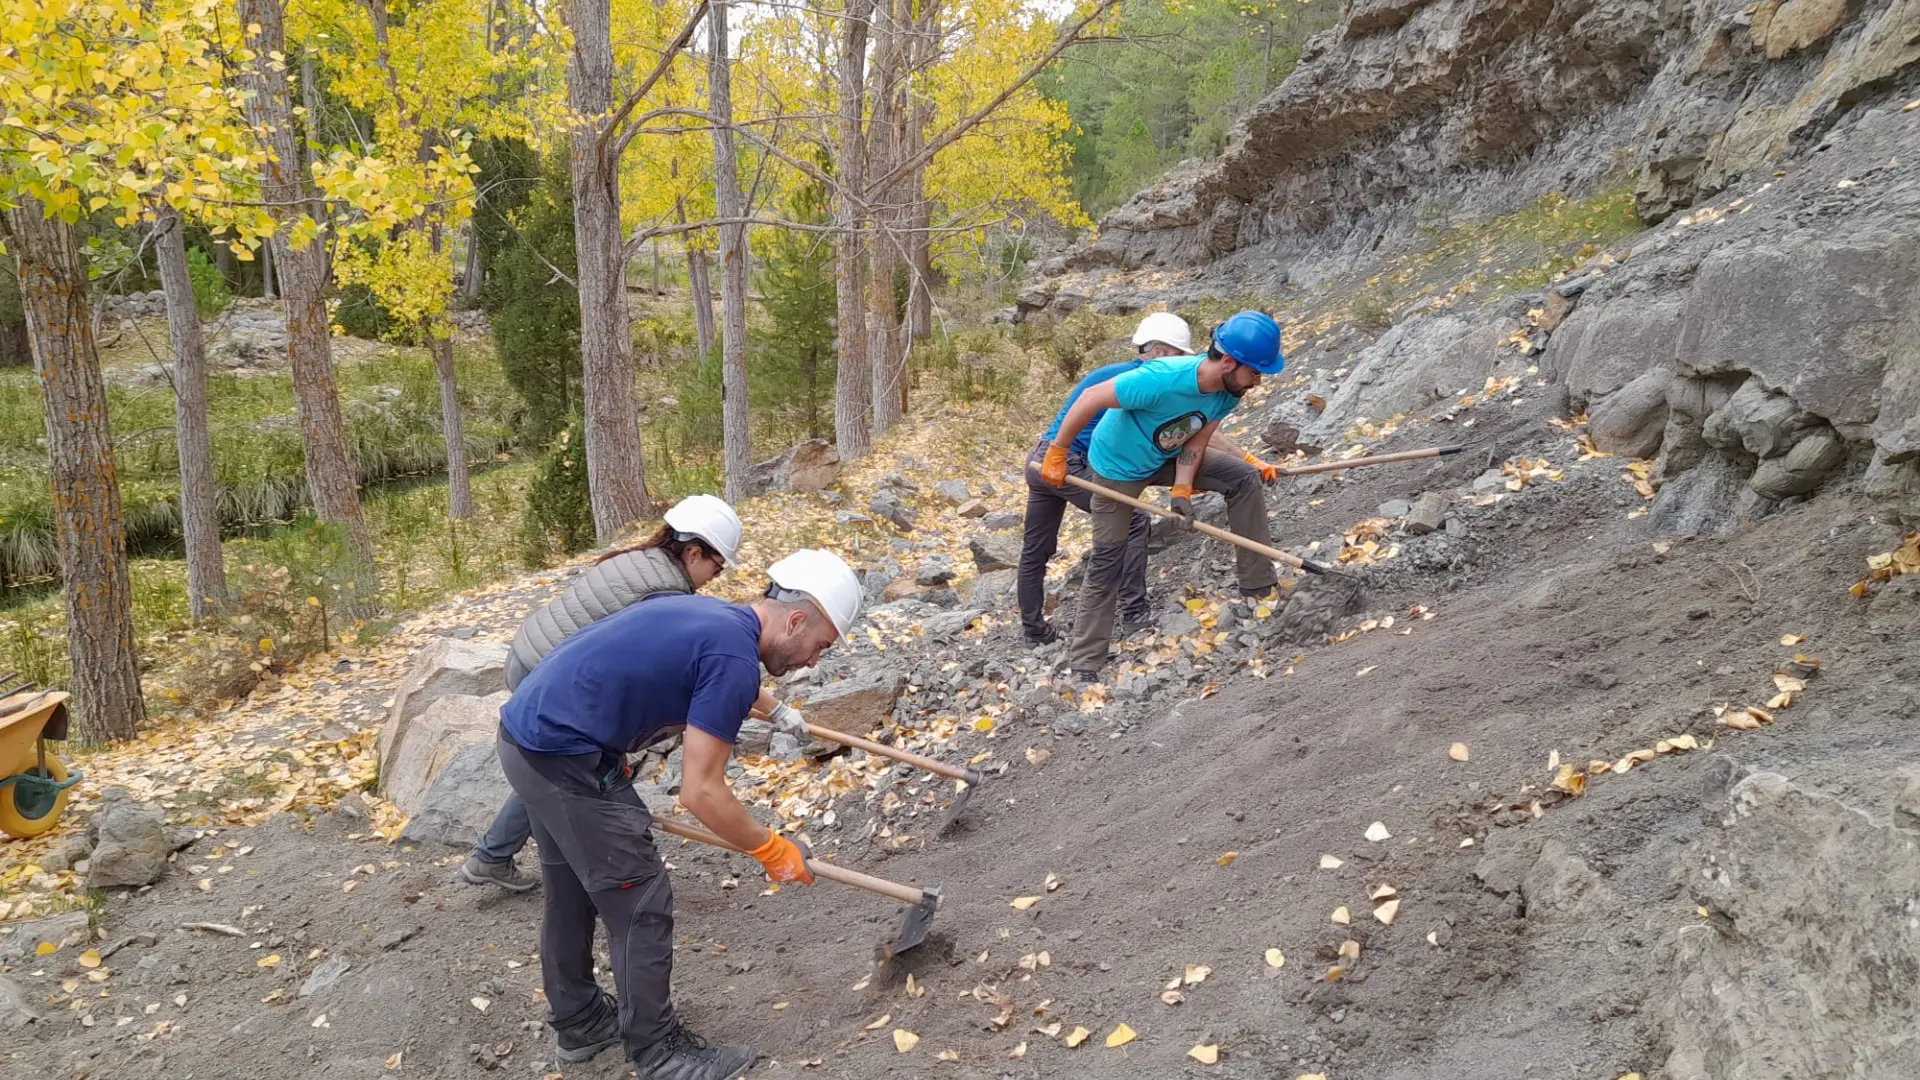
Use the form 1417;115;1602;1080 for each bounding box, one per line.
0;686;82;839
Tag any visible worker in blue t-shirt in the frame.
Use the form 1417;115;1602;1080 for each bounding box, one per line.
495;550;861;1080
1017;312;1192;645
1038;311;1288;681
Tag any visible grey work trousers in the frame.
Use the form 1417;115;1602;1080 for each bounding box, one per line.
496;731;677;1054
1069;449;1278;672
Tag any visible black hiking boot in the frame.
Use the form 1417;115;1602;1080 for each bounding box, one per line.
1024;623;1060;645
633;1023;754;1080
1121;609;1157;634
552;993;621;1064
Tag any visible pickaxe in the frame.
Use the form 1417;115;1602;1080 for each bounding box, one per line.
653;815;941;955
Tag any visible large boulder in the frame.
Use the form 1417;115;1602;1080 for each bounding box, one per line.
1;912;91;959
378;638;508;771
742;438;841;497
1676;232;1920;441
968;569;1017;606
1307;316;1505;442
1543;295;1685;413
793;670;907;740
1749;428;1848;499
87;788;170;888
1701;378;1817;462
385;691;510;846
1588;367;1671;459
0;974;36;1029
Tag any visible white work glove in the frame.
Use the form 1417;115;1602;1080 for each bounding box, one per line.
767;700;808;739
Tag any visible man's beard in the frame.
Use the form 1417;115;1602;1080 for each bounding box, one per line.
1226;381;1250;398
763;636;806;676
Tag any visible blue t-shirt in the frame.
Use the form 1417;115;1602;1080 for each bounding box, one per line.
1087;356;1242;481
1041;359;1143;456
500;593;763;756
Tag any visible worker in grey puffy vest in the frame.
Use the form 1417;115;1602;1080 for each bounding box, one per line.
460;495;808;891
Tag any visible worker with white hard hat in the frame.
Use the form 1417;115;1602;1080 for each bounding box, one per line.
1016;312;1194;644
464;495;817;895
496;548;861;1079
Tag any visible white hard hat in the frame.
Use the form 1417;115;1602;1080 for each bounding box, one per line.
663;494;743;563
1132;312;1193;354
765;549;862;636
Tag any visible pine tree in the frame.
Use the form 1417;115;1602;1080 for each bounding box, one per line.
754;175;839;441
490;153;583;448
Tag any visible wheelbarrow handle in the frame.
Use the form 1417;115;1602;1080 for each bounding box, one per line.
652;816;929;906
1063;474;1332;574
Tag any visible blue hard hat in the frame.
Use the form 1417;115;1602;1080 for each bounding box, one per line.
1211;311;1284;374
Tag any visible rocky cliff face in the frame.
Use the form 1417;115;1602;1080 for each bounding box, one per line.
1030;0;1920;527
1079;0;1920;269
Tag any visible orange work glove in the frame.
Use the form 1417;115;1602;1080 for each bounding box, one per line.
1039;444;1071;488
1168;484;1196;530
747;831;814;884
1243;451;1280;483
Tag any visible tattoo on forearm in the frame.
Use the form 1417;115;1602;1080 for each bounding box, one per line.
1178;447;1198;467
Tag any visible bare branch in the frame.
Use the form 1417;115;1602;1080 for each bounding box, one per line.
600;0;710;160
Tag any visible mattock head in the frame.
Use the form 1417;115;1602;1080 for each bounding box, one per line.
936;768;984;835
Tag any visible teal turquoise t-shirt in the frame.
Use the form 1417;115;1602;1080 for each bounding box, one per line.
1087;356;1241;481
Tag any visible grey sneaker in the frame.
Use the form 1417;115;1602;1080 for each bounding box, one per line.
553;993;621;1064
633;1024;754;1080
459;855;538;892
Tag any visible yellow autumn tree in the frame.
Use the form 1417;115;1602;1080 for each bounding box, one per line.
0;0;275;742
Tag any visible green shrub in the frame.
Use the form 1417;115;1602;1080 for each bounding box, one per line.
332;282;401;343
518;421;593;567
186;247;232;318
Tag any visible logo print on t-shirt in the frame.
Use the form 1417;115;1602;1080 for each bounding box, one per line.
1152;412;1207;453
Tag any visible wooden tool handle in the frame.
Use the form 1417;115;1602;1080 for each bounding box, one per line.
1275;444;1465;477
652;816;929;906
1063;474;1328;574
803;724;972;782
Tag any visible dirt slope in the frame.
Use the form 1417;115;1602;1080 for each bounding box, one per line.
3;384;1911;1079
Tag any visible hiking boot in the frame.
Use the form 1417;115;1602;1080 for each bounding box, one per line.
1121;610;1157;634
633;1023;754;1080
1071;669;1103;689
1240;585;1280;602
459;855;538;893
552;994;621;1064
1024;623;1060;646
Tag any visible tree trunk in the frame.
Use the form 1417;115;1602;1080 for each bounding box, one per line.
2;201;147;743
299;53;330;284
709;0;752;503
687;244;715;358
428;225;473;518
461;221;484;301
260;239;277;300
906;88;935;342
831;0;873;462
154;207;227;617
865;0;905;438
239;0;377;581
565;0;653;539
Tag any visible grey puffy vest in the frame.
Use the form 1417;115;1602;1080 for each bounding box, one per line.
504;546;695;690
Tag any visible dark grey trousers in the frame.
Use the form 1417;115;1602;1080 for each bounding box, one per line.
496;731;676;1054
1018;444;1150;637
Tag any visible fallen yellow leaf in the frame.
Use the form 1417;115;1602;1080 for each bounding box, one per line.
1780;634;1804;646
1356;666;1376;678
77;949;102;969
1183;963;1211;986
1264;948;1285;968
1216;851;1238;867
1010;896;1043;910
1160;989;1185;1006
1364;821;1391;842
893;1029;920;1053
1448;742;1470;762
1105;1023;1137;1048
1370;884;1397;900
1190;1044;1220;1065
1337;939;1361;960
1298;1074;1329;1080
937;1049;959;1062
1066;1026;1091;1048
1746;706;1775;724
256;954;281;969
865;1013;892;1031
1318;854;1343;869
1332;906;1351;925
385;1051;403;1070
35;942;58;957
1375;898;1401;924
1767;692;1792;709
1045;873;1062;892
470;997;491;1013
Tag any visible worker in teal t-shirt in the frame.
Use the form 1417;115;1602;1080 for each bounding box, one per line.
1036;311;1288;680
